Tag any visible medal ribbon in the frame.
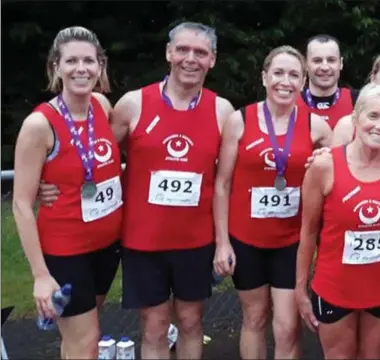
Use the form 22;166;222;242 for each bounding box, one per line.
161;75;200;110
305;88;340;109
263;102;296;178
57;94;95;182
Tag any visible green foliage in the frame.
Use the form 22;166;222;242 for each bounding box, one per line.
2;0;380;169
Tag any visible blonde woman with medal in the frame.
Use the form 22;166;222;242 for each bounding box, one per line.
12;27;123;358
212;45;332;359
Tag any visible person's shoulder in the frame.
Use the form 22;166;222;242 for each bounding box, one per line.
115;88;142;109
216;96;234;113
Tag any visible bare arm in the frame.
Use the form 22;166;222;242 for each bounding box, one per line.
215;96;235;134
110;89;142;144
297;153;333;292
296;152;333;331
13;113;52;278
310;113;333;148
213;110;244;245
332;114;354;147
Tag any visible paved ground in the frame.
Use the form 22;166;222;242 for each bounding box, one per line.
2;290;323;359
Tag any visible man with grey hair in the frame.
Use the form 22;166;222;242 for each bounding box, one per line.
113;21;236;360
39;21;235;360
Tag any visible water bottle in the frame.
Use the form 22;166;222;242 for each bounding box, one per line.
116;336;135;359
167;323;178;350
212;256;233;287
36;283;72;331
98;335;116;359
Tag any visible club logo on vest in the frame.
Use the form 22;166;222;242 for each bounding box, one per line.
354;200;380;228
316;102;330;110
70;128;114;168
94;138;114;168
163;134;194;162
260;147;290;171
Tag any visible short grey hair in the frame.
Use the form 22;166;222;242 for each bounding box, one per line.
168;22;217;52
354;83;380;116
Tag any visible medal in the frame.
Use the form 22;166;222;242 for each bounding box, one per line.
81;181;98;199
57;94;97;196
263;101;296;192
274;175;287;191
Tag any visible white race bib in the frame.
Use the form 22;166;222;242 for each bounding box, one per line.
148;170;202;207
251;187;300;218
342;230;380;265
81;176;123;222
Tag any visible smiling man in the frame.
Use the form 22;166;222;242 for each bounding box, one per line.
111;22;234;360
297;34;359;130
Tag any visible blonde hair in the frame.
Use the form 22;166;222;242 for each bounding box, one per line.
368;55;380;83
46;26;110;93
263;45;307;77
354;83;380;117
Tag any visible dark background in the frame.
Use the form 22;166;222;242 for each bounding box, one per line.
2;0;380;169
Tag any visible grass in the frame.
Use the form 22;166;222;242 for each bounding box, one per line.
1;200;123;318
1;200;232;319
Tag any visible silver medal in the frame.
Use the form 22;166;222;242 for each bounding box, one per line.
81;181;97;199
274;175;287;191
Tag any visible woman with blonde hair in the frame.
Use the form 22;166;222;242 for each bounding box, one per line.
13;26;122;358
296;83;380;359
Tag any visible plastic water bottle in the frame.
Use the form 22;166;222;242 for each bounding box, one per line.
116;336;135;359
212;256;233;287
98;335;116;359
36;283;72;331
167;323;178;350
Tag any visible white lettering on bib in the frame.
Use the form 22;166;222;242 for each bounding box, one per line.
342;230;380;265
251;187;300;218
148;170;202;207
81;176;123;222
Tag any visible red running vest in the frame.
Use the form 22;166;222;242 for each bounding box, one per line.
229;103;313;248
312;146;380;309
122;83;220;251
36;97;123;256
296;87;353;130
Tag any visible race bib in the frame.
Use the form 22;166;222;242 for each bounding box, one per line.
342;230;380;265
251;187;300;218
81;176;123;222
148;170;202;207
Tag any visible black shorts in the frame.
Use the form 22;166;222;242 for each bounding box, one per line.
311;289;380;324
230;236;298;290
121;243;215;309
44;240;120;317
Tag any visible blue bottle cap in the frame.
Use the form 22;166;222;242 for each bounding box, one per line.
121;336;129;342
61;284;72;295
102;335;111;341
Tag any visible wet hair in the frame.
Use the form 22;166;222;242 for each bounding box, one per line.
168;22;217;53
263;45;307;77
353;82;380;117
306;34;341;57
46;26;110;93
368;55;380;83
